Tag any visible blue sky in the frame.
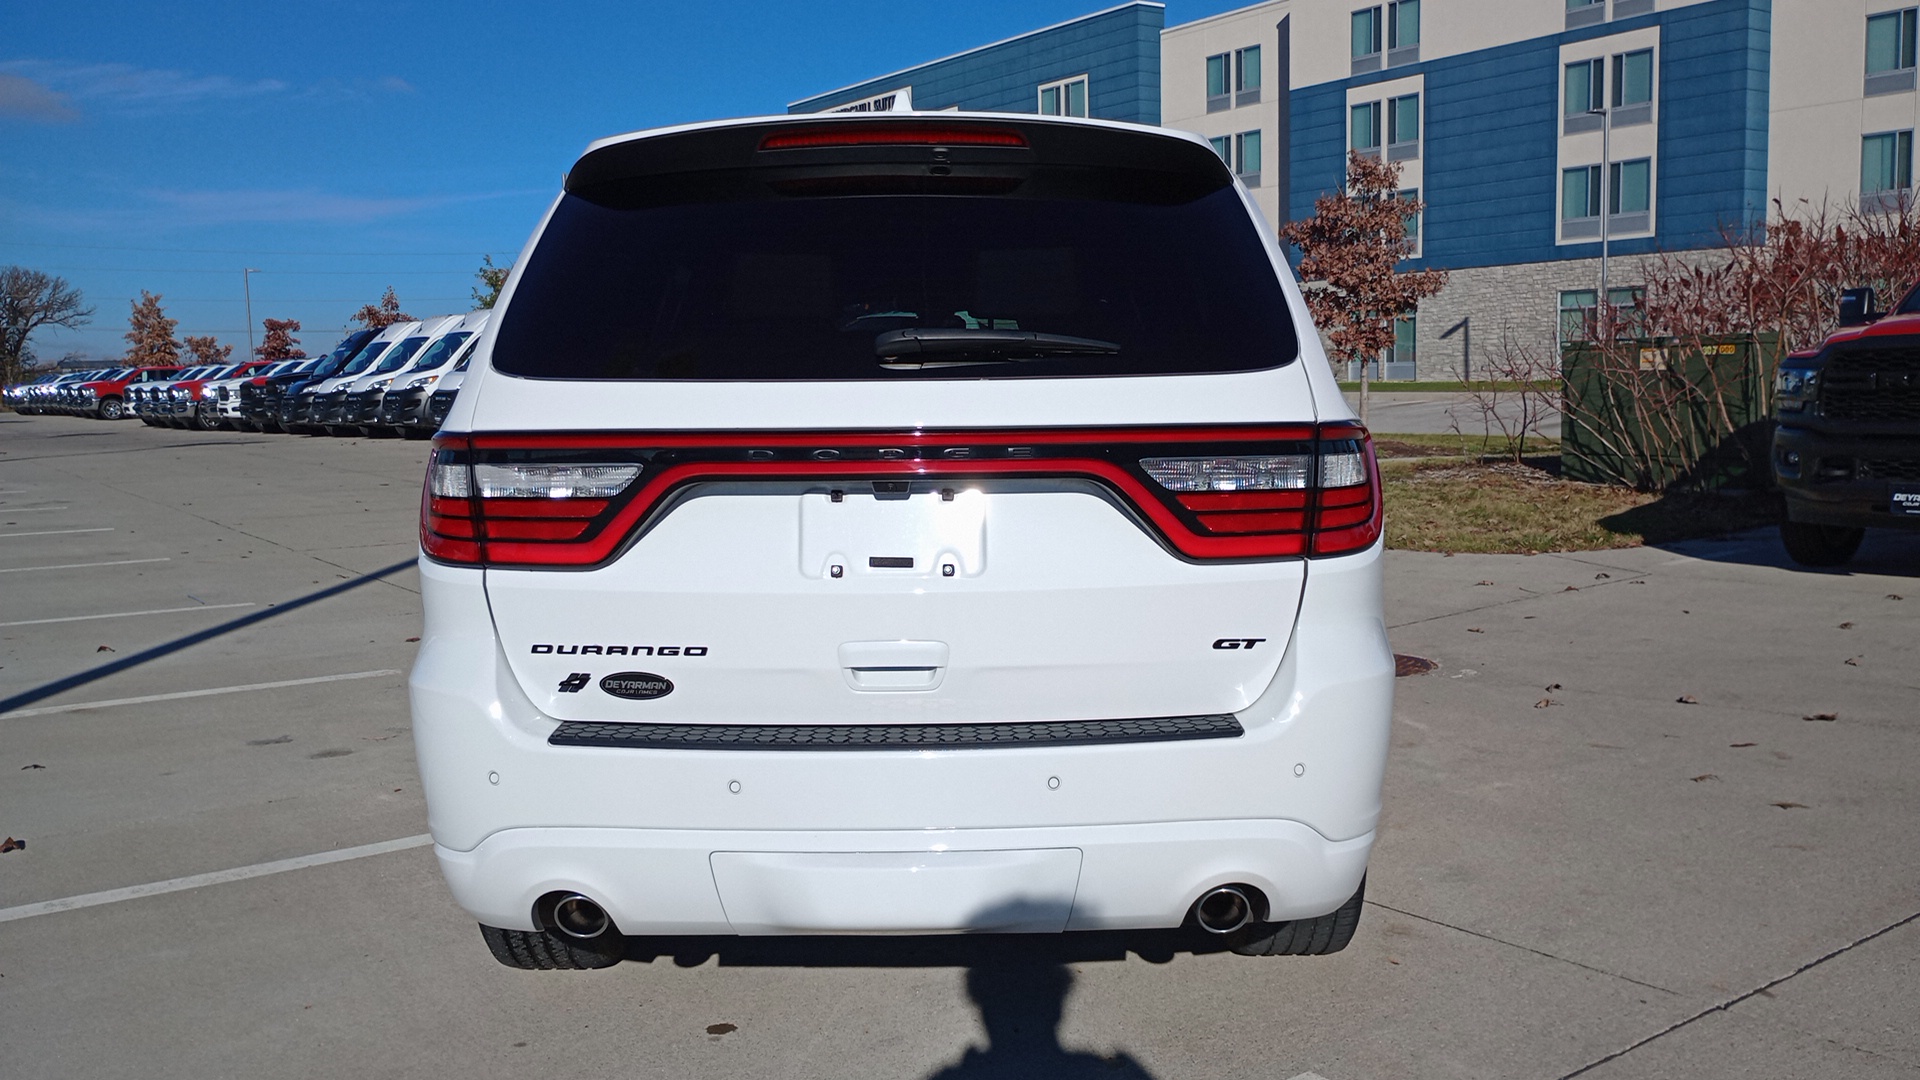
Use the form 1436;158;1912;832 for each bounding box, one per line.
3;1;1247;365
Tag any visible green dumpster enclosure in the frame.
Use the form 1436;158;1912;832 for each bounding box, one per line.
1560;334;1780;490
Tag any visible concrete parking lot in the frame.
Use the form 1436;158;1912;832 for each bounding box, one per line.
2;414;1916;1080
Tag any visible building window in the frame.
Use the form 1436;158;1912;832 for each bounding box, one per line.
1235;130;1263;187
1389;0;1420;51
1612;49;1654;106
1563;58;1604;133
1235;45;1262;107
1562;164;1601;238
1038;76;1088;118
1351;7;1382;58
1390;315;1417;364
1206;53;1231;112
1351;101;1382;155
1387;93;1420;160
1866;8;1919;93
1398;188;1422;244
1566;0;1606;29
1862;130;1915;211
1560;288;1645;342
1609;158;1651;214
1208;131;1263;187
1352;7;1382;65
1867;9;1918;72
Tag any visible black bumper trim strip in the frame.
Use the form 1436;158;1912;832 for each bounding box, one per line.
546;714;1244;751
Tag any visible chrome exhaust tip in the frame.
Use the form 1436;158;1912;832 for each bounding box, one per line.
1194;886;1255;934
550;894;611;939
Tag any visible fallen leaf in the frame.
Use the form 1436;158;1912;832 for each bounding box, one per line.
1387;957;1400;965
1545;682;1563;691
1676;694;1699;704
1888;594;1904;601
1771;801;1808;810
1844;657;1861;666
1837;622;1853;630
1730;742;1757;748
20;764;45;770
706;1023;737;1036
1594;572;1611;580
1534;699;1558;708
96;644;114;652
1690;774;1718;782
1467;627;1484;633
1802;712;1837;722
0;837;23;853
405;636;420;643
1681;609;1690;614
1474;580;1494;586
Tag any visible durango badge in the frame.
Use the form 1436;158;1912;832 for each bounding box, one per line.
600;671;674;700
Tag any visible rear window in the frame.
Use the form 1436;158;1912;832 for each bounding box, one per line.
494;159;1297;381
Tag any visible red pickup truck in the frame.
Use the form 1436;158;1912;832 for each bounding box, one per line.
72;365;182;420
1771;281;1920;565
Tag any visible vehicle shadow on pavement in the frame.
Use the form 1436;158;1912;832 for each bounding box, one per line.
1643;524;1920;577
625;933;1169;1079
0;556;416;714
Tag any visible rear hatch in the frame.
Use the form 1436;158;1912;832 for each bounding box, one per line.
441;116;1374;726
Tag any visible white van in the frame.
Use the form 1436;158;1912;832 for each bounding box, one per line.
412;114;1394;969
305;321;421;435
377;311;489;436
340;314;465;433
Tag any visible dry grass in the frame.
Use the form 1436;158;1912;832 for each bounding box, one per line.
1381;456;1781;554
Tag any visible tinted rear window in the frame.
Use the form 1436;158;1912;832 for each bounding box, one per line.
494;175;1296;381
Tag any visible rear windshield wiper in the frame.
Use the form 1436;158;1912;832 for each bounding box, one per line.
874;328;1120;368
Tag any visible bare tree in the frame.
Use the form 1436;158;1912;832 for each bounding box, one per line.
125;291;180;367
255;318;304;362
182;335;233;366
1453;328;1561;464
473;255;511;310
1;266;94;386
351;287;414;331
1282;151;1448;423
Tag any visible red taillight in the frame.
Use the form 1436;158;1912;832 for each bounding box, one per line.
420;425;1381;569
758;125;1028;151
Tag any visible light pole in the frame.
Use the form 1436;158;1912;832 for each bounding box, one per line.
1588;106;1611;339
243;268;260;359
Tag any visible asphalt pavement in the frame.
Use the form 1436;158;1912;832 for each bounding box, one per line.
1;414;1916;1079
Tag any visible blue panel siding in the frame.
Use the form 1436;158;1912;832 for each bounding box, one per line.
790;4;1163;124
1286;0;1770;271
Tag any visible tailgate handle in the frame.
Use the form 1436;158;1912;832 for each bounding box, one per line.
839;641;949;692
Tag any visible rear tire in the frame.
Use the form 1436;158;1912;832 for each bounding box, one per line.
479;923;624;970
1780;521;1864;567
1229;877;1366;956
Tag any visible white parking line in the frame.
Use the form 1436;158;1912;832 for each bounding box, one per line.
0;668;404;718
0;527;114;539
0;602;255;628
0;505;71;512
0;834;434;924
0;557;171;574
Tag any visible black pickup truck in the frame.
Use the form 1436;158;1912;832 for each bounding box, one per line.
1772;281;1920;565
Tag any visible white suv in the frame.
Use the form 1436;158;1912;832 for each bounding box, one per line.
412;114;1394;969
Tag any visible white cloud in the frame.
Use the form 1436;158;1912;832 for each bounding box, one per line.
0;59;285;113
0;72;80;122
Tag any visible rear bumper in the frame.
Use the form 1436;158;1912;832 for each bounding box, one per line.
436;820;1372;935
410;540;1394;935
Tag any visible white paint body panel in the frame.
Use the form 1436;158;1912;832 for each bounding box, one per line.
411;113;1393;936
